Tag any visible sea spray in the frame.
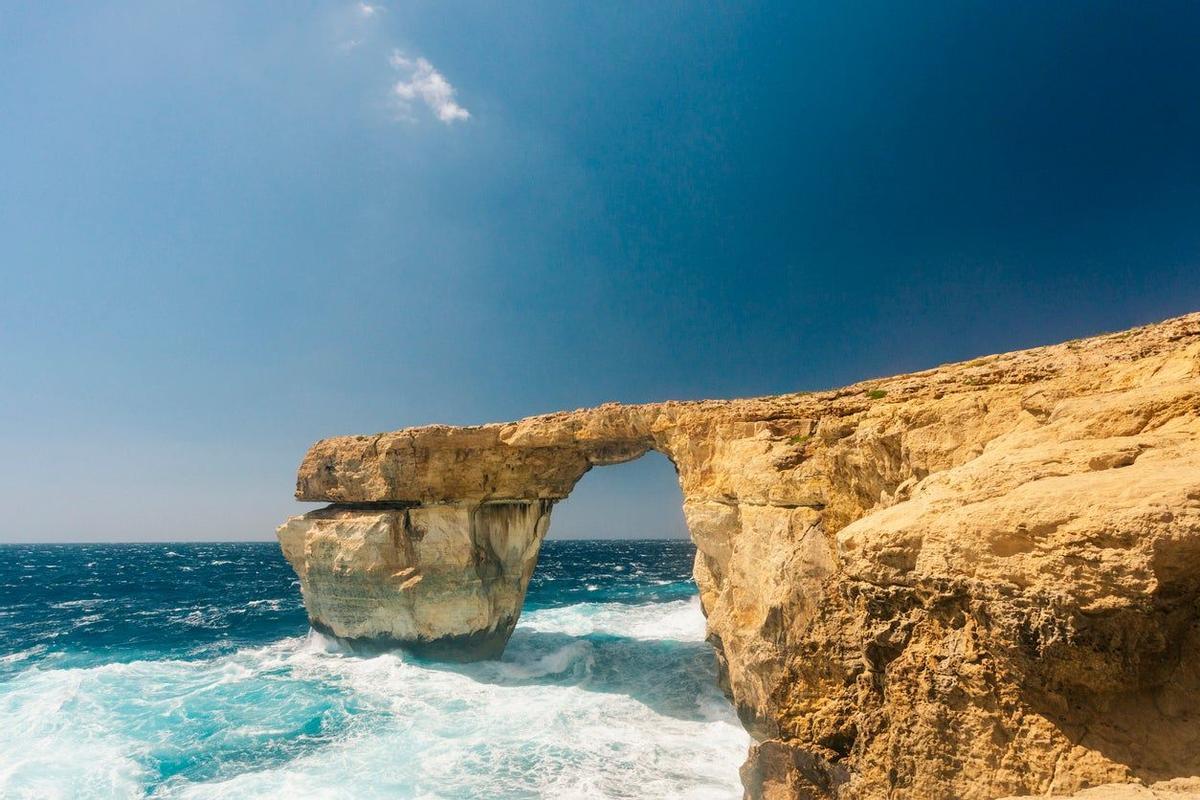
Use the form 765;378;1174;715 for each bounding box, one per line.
0;541;748;799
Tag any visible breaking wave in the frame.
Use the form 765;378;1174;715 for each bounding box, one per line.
0;541;747;799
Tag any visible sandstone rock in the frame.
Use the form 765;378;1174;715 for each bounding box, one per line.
278;312;1200;798
1000;778;1200;799
278;500;551;659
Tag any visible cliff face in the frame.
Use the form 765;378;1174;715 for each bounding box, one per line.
277;312;1200;799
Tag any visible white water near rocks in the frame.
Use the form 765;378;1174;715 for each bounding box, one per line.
0;597;749;799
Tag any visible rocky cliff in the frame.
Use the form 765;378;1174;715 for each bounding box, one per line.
277;312;1200;799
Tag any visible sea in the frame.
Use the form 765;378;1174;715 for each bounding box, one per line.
0;539;748;799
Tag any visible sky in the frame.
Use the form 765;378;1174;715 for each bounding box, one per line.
1;1;1198;542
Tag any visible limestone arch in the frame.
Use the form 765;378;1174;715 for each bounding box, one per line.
277;314;1200;799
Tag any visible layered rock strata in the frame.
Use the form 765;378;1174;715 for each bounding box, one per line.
277;500;550;659
277;312;1200;799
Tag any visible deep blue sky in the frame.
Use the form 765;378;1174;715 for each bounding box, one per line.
2;1;1198;541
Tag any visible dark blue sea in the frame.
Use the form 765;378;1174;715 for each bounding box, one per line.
0;540;746;798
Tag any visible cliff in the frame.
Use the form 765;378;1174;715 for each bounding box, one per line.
277;312;1200;799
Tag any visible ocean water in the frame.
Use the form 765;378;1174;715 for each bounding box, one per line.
0;540;748;799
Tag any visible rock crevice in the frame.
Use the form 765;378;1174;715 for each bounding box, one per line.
277;312;1200;799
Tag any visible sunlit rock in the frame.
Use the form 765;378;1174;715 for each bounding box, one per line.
278;500;551;660
278;312;1200;799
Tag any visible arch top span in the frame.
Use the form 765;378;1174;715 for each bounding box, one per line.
276;313;1200;800
293;402;669;505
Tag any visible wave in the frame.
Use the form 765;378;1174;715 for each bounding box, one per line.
244;599;285;611
0;598;747;799
0;645;48;666
167;607;230;630
50;599;107;610
520;595;709;641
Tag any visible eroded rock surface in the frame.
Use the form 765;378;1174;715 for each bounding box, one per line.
278;312;1200;799
278;501;550;659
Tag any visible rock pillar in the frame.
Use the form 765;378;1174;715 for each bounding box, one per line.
277;500;552;660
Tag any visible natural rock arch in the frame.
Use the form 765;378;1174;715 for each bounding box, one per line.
278;312;1200;799
279;427;713;653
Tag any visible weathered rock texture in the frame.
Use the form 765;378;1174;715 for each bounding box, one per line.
277;312;1200;799
1001;778;1200;800
278;501;550;659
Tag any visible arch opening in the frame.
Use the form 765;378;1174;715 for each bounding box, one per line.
484;449;751;795
549;449;687;541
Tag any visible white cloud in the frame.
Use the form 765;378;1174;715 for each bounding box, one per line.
389;51;470;124
357;3;380;17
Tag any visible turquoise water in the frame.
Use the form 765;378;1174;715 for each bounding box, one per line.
0;540;747;798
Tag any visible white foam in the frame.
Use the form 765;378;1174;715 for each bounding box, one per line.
169;607;227;628
491;640;594;680
0;668;148;799
50;599;106;610
0;645;47;665
521;596;707;641
0;599;749;799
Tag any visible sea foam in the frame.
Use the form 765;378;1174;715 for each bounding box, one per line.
0;599;748;799
0;540;744;798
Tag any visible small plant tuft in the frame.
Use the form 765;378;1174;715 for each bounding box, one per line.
866;389;887;400
789;434;810;445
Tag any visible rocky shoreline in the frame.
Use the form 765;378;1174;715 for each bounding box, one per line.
279;312;1200;799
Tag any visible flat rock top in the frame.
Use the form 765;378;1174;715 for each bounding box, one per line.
295;312;1200;504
